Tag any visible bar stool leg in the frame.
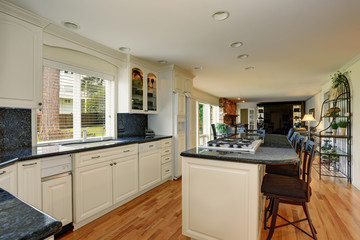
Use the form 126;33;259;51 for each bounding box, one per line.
302;202;318;239
266;198;280;240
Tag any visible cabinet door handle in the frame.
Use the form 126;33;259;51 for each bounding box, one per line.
91;156;101;159
22;162;37;167
0;171;6;175
165;150;170;153
123;150;130;153
165;158;170;161
113;162;117;165
149;145;154;148
165;170;170;173
110;163;113;166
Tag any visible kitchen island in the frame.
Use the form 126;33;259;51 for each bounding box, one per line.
180;134;298;240
0;188;62;240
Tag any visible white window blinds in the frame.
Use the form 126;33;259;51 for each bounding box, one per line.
38;63;114;143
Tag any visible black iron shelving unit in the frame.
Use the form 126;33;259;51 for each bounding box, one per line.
313;77;352;182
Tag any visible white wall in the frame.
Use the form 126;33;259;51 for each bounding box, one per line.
305;91;322;128
236;102;258;124
344;56;360;189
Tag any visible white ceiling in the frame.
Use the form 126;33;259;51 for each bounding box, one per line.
6;0;360;102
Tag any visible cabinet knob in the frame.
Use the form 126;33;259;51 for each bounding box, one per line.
0;171;6;175
110;163;113;166
113;162;117;165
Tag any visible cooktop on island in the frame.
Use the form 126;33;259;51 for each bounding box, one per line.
199;137;262;154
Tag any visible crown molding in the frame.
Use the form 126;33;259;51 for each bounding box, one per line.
0;0;50;27
44;23;127;62
342;52;360;71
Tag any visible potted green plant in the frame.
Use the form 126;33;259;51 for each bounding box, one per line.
216;123;227;135
337;121;348;135
329;71;350;100
331;122;338;135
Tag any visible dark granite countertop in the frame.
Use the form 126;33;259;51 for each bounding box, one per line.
180;134;298;165
0;135;172;168
0;188;62;240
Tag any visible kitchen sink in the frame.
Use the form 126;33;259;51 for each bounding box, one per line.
61;139;124;148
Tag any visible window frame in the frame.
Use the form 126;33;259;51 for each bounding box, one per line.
37;60;115;145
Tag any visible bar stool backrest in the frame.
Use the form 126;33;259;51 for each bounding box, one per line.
287;128;295;140
296;135;306;157
302;140;317;202
290;132;299;148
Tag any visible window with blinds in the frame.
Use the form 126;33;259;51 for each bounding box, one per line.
37;65;114;143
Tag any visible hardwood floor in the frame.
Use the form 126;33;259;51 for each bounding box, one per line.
59;169;360;240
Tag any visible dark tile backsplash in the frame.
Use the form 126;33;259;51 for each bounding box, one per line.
117;113;148;137
0;108;32;151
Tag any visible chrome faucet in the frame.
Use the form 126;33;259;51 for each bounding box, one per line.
82;128;88;142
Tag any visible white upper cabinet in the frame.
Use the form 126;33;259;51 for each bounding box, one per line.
0;11;44;108
118;60;159;114
130;64;158;113
172;68;193;94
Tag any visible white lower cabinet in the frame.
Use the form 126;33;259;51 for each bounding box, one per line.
74;144;139;223
18;159;42;209
42;174;72;225
0;164;18;196
139;149;161;191
74;161;113;222
113;155;138;204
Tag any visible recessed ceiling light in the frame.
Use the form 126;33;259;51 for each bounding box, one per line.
158;60;167;64
237;54;249;59
245;66;254;70
237;98;241;100
63;21;79;30
119;47;131;52
194;66;202;70
230;42;243;48
212;11;230;21
242;100;246;103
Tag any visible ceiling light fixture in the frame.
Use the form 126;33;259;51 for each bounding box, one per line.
230;42;243;48
158;60;167;64
242;100;246;103
237;98;241;100
237;54;249;59
119;47;131;52
245;66;254;70
194;66;202;70
63;21;79;30
212;11;230;21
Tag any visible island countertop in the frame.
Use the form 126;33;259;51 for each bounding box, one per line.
0;188;62;240
180;134;298;165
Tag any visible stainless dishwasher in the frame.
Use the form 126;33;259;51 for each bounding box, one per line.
41;154;73;227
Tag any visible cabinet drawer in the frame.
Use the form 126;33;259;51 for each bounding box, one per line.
75;144;138;168
139;141;161;153
161;147;172;156
161;155;173;164
161;138;172;148
161;162;172;180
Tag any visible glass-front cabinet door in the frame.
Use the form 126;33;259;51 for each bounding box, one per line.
147;73;157;112
131;68;144;111
130;66;158;113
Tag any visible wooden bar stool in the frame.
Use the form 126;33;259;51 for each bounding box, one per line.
261;140;318;240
